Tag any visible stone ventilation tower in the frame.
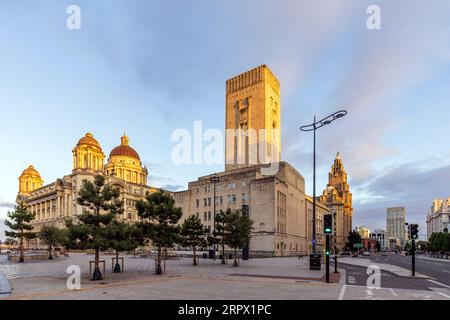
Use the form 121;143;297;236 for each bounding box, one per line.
225;65;281;171
19;165;44;194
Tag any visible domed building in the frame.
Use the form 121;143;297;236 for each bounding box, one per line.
18;165;44;194
17;132;158;240
105;134;148;185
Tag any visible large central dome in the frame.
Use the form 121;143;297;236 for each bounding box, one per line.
109;134;141;161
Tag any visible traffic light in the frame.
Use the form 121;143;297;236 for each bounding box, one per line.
410;224;419;240
325;249;331;256
324;214;332;234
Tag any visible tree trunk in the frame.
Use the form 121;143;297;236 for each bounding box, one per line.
19;235;24;263
48;245;53;260
156;247;163;275
193;247;197;266
114;251;121;273
221;241;226;264
92;248;102;280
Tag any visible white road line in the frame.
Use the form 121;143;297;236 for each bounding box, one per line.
338;285;347;300
389;288;398;297
427;279;450;289
437;292;450;299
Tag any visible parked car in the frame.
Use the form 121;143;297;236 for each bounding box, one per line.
363;251;371;256
381;251;388;256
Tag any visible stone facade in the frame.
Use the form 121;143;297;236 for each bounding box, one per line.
16;133;157;247
225;65;281;171
426;198;450;239
305;195;331;254
318;153;353;251
174;162;307;256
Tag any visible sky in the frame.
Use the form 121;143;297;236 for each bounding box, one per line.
0;0;449;240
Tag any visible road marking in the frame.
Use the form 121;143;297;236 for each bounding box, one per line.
437;292;450;299
389;288;398;297
347;276;356;284
443;270;450;273
427;279;450;289
338;284;347;300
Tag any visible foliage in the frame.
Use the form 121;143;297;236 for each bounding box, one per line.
346;230;362;252
38;225;67;260
223;209;253;267
5;204;35;262
180;215;208;266
136;190;182;274
65;175;123;280
106;220;141;272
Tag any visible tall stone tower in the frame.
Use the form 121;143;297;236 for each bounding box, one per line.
319;152;353;250
225;65;281;171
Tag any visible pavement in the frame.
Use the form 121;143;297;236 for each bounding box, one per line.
1;253;449;300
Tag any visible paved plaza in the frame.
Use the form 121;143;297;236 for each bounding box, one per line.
1;253;449;300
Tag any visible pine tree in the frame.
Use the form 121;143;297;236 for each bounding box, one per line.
106;220;141;272
223;209;253;267
65;175;123;280
180;215;208;266
5;204;35;263
38;225;67;260
136;190;182;275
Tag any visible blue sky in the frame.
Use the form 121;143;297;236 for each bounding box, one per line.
1;0;449;239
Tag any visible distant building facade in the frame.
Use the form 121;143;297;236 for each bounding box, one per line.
318;153;353;251
387;207;406;246
426;198;450;239
305;196;331;254
370;229;388;251
355;226;370;239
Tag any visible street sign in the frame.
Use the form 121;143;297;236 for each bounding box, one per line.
355;243;363;248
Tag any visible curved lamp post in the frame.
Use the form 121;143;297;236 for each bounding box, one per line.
300;110;347;269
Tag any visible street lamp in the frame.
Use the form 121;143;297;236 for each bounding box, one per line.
210;173;219;260
300;110;347;270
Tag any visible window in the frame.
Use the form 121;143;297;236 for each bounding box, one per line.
196;199;200;208
208;198;211;206
242;193;247;204
232;194;236;204
208;212;211;221
204;198;207;207
204;212;207;220
219;196;223;206
228;182;236;189
196;212;199;218
127;212;132;219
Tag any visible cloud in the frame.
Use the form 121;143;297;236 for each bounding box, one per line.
0;202;15;209
160;184;186;192
353;161;450;235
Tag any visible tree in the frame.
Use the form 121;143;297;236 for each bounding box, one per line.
106;220;141;272
136;190;182;275
180;215;208;266
65;175;123;280
209;209;229;264
38;225;67;260
5;204;35;263
375;240;381;252
346;230;362;252
223;209;253;267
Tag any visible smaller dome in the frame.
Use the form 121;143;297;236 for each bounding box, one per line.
109;134;141;161
21;165;42;178
77;132;101;148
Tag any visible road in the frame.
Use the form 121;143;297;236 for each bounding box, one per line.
368;253;450;286
333;254;450;300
